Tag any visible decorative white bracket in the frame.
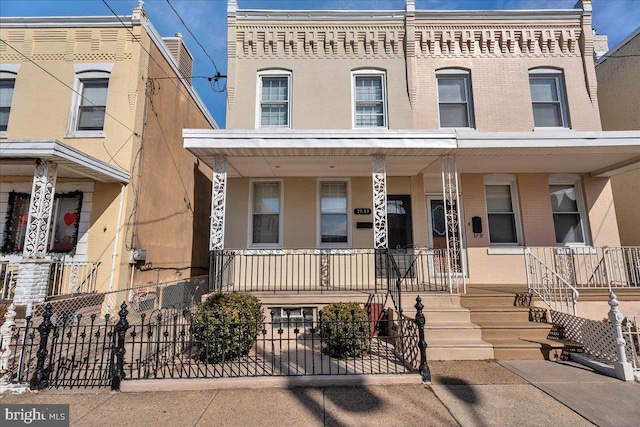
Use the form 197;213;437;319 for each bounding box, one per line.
23;160;57;259
210;155;227;250
372;154;388;249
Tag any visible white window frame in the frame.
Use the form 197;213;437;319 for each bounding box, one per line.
351;70;388;129
65;63;113;138
317;179;351;248
248;179;284;248
436;68;474;129
529;68;570;129
483;174;523;246
256;69;292;129
548;174;590;247
0;64;20;138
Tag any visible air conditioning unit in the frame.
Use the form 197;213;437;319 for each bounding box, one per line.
129;249;147;264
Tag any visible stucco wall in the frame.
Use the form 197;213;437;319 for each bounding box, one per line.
596;32;640;245
129;37;214;286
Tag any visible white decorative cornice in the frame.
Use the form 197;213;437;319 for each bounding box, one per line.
415;26;581;57
236;24;404;59
0;16;135;28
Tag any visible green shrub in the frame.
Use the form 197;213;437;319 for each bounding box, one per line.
190;292;264;363
319;302;370;358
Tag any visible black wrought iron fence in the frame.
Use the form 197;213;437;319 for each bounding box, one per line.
5;296;430;390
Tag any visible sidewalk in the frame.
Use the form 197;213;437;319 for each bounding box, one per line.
0;360;638;426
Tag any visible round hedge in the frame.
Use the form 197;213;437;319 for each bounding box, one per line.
319;302;370;358
190;292;264;363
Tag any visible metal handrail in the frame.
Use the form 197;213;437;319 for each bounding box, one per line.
525;248;579;315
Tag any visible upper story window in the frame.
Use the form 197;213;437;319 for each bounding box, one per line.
0;65;19;136
548;175;588;245
319;181;350;246
484;175;522;246
257;70;291;128
436;69;474;128
529;68;570;128
66;63;113;138
250;180;282;246
352;70;387;128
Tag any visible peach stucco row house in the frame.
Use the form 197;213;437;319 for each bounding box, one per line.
0;6;216;307
596;26;640;247
184;0;640;328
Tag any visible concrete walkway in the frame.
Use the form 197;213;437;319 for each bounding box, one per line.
0;360;638;426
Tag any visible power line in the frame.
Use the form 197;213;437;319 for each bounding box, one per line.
0;38;139;137
164;0;227;92
101;0;219;118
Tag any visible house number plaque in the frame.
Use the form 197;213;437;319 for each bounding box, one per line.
354;208;371;215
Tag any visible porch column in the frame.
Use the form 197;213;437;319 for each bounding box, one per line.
210;155;227;250
13;160;58;305
372;154;388;249
441;154;465;293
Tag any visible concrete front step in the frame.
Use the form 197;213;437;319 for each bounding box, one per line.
426;339;495;361
424;322;484;341
489;338;567;360
401;306;472;323
468;306;532;324
478;322;552;341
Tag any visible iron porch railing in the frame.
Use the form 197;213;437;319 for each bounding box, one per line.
209;248;455;294
527;246;640;289
1;260;101;300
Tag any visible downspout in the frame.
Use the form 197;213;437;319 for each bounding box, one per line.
108;183;126;294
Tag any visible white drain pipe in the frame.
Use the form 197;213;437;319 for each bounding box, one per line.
108;184;126;294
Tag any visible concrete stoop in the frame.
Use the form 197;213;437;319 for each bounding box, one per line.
461;288;557;360
401;292;495;361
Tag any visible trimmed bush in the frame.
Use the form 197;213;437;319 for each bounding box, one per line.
190;292;264;363
319;302;370;358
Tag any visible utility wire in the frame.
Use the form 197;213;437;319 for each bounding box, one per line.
165;0;227;92
101;0;218;118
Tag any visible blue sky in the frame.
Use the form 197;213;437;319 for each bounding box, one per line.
2;0;638;127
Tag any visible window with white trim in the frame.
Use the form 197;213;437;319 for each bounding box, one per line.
529;69;569;128
251;181;282;246
67;64;113;137
353;71;387;128
548;176;587;244
320;181;349;245
0;78;16;133
0;66;19;136
258;71;291;128
484;176;522;245
437;69;474;128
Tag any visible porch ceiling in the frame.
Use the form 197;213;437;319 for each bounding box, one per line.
184;129;640;178
0;140;130;183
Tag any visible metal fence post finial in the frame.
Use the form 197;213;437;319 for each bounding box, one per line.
414;296;431;383
30;303;54;390
112;302;130;391
608;292;634;381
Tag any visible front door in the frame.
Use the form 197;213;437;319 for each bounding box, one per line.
387;195;413;250
426;196;464;274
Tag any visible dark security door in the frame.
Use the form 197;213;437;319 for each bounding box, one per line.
387;195;413;250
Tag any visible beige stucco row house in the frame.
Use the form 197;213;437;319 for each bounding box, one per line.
185;0;640;322
0;6;216;307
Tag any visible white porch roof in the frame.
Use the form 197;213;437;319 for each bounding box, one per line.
0;140;130;183
183;129;640;178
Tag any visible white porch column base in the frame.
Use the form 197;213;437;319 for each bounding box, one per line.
12;261;53;305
